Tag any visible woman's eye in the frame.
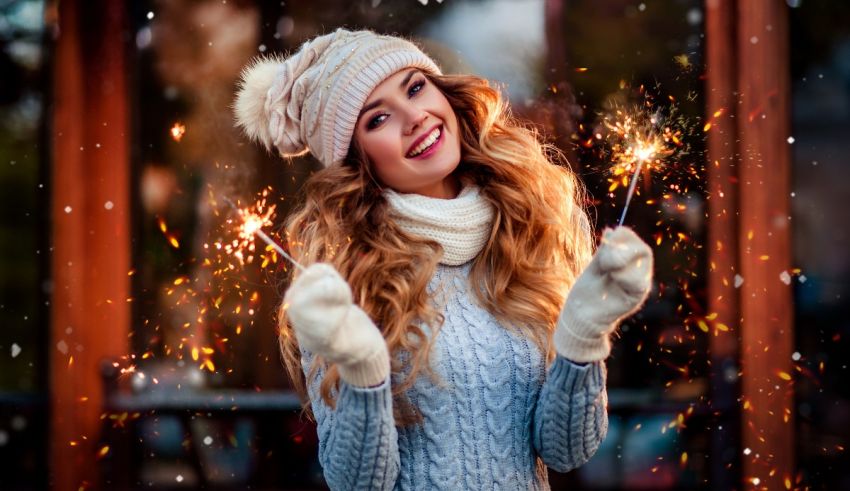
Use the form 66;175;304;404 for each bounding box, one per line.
364;80;425;130
367;114;387;130
408;80;425;97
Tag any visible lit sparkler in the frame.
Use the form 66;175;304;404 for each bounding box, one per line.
602;103;681;225
222;196;305;272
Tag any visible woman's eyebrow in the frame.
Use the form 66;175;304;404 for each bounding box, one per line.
358;69;420;118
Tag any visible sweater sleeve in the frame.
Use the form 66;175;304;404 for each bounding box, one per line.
531;354;608;473
302;350;400;490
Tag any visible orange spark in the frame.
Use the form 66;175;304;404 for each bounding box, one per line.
96;445;110;459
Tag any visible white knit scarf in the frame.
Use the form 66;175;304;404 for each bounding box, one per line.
384;185;495;266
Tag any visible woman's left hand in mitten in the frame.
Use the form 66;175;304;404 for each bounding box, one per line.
554;226;653;363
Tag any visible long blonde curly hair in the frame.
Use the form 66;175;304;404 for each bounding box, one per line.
277;73;594;427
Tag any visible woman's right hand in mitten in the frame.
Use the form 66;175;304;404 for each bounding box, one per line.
284;263;390;387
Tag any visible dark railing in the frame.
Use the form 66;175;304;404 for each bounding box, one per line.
99;361;326;490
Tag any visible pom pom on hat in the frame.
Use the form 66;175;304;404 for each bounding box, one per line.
233;28;441;167
234;55;284;152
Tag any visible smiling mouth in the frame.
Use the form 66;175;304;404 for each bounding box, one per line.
406;125;443;158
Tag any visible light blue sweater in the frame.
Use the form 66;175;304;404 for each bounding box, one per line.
302;262;608;490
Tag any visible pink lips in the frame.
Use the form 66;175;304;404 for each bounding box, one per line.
407;125;444;160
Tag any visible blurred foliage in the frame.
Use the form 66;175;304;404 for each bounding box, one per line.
0;0;45;392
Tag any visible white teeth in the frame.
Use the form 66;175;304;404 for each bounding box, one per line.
408;127;441;157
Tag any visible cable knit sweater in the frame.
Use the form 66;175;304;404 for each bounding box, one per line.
301;261;608;490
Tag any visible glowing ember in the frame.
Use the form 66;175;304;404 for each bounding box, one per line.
157;216;181;249
170;122;186;141
633;141;658;163
96;445;110;460
241;213;267;237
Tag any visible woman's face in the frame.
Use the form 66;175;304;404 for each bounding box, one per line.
353;68;462;199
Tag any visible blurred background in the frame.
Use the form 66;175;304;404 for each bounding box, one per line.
1;0;848;489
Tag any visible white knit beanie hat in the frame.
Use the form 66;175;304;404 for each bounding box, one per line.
234;28;442;167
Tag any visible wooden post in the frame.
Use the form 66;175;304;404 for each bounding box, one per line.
50;0;131;489
705;0;741;488
736;1;794;488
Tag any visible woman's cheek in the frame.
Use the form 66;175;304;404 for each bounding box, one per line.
385;125;403;157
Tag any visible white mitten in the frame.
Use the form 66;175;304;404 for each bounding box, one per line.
554;227;653;363
284;263;390;387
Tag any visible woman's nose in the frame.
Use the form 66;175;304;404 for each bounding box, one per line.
403;108;428;135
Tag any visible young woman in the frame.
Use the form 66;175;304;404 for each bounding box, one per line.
235;28;652;490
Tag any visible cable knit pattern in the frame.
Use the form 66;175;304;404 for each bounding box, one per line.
303;360;399;490
303;262;608;490
384;185;495;265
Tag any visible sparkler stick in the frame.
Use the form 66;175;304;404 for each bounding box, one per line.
252;226;306;272
617;160;644;226
222;196;305;272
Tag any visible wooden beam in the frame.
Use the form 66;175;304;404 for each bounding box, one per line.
736;1;794;488
50;0;131;489
704;0;741;487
